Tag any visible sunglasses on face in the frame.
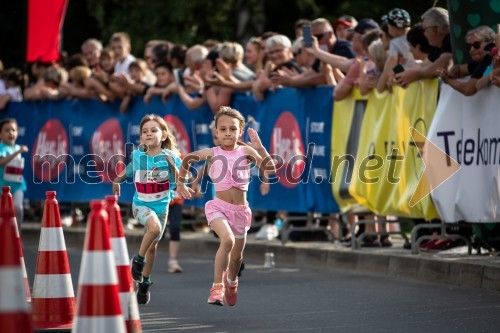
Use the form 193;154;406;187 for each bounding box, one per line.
465;41;483;51
267;48;285;55
314;33;325;40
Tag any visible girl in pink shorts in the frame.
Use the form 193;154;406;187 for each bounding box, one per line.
177;106;276;306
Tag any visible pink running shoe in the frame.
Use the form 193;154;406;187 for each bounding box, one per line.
223;270;238;306
207;283;224;306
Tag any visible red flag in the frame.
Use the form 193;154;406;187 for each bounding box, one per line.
26;0;68;62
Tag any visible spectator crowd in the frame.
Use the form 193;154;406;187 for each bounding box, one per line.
1;6;500;251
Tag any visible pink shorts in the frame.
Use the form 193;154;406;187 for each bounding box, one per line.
205;197;252;238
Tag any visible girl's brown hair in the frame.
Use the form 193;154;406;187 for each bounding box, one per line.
214;106;245;130
139;114;179;154
0;118;17;132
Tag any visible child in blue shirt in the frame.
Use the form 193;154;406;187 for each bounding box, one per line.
113;114;193;305
0;118;28;232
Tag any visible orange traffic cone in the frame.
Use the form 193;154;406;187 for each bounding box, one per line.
106;195;142;333
0;208;33;332
73;200;126;333
32;191;75;330
0;186;31;303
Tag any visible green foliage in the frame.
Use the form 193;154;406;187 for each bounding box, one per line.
0;0;457;71
87;0;245;55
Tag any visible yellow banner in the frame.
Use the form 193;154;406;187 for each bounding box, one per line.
330;89;367;213
332;80;439;219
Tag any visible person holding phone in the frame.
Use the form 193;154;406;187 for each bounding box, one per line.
333;18;380;101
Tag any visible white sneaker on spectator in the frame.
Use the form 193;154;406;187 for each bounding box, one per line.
255;224;279;240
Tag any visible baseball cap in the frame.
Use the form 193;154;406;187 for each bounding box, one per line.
387;8;411;29
333;19;353;30
351;18;380;34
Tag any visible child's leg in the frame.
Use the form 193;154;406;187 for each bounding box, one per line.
138;215;163;258
210;217;235;284
227;237;246;281
12;190;24;231
143;240;159;278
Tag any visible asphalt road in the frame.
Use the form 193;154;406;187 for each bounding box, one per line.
23;239;500;333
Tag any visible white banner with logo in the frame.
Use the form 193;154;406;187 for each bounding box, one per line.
427;83;500;223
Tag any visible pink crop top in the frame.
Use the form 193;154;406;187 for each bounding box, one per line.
208;146;250;192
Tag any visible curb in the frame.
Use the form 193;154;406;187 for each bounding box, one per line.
21;224;500;292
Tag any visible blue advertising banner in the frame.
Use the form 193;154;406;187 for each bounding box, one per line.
5;90;338;213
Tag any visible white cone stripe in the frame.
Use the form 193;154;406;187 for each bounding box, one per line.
20;257;28;278
33;274;75;298
128;290;140;320
119;292;130;318
0;268;30;311
39;227;67;251
73;316;126;333
111;238;130;265
78;251;118;285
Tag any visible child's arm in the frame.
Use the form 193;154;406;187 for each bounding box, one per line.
112;166;129;196
129;82;149;95
120;93;132;113
244;128;276;176
176;148;213;198
178;84;206;110
0;145;28;166
191;163;209;198
0;94;12;110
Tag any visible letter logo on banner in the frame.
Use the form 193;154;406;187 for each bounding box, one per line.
32;119;68;181
271;111;305;188
90;119;125;183
165;115;191;154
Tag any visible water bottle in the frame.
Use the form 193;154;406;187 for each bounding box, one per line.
264;252;275;268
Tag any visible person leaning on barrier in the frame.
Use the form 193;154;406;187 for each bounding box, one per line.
393;7;453;88
476;24;500;91
252;35;302;101
438;25;495;96
333;18;380;101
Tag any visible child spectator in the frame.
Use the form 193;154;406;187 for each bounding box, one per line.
120;60;150;113
144;62;175;104
0;68;24;110
169;44;188;70
386;8;415;67
85;48;117;102
406;23;433;62
0;118;28;231
62;66;92;99
110;32;136;76
109;32;136;98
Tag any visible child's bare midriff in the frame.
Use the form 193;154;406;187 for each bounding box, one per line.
216;187;247;205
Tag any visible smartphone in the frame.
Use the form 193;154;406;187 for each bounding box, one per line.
173;69;184;86
393;64;405;74
302;25;313;47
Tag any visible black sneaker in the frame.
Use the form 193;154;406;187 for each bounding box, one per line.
131;257;145;283
137;281;153;305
